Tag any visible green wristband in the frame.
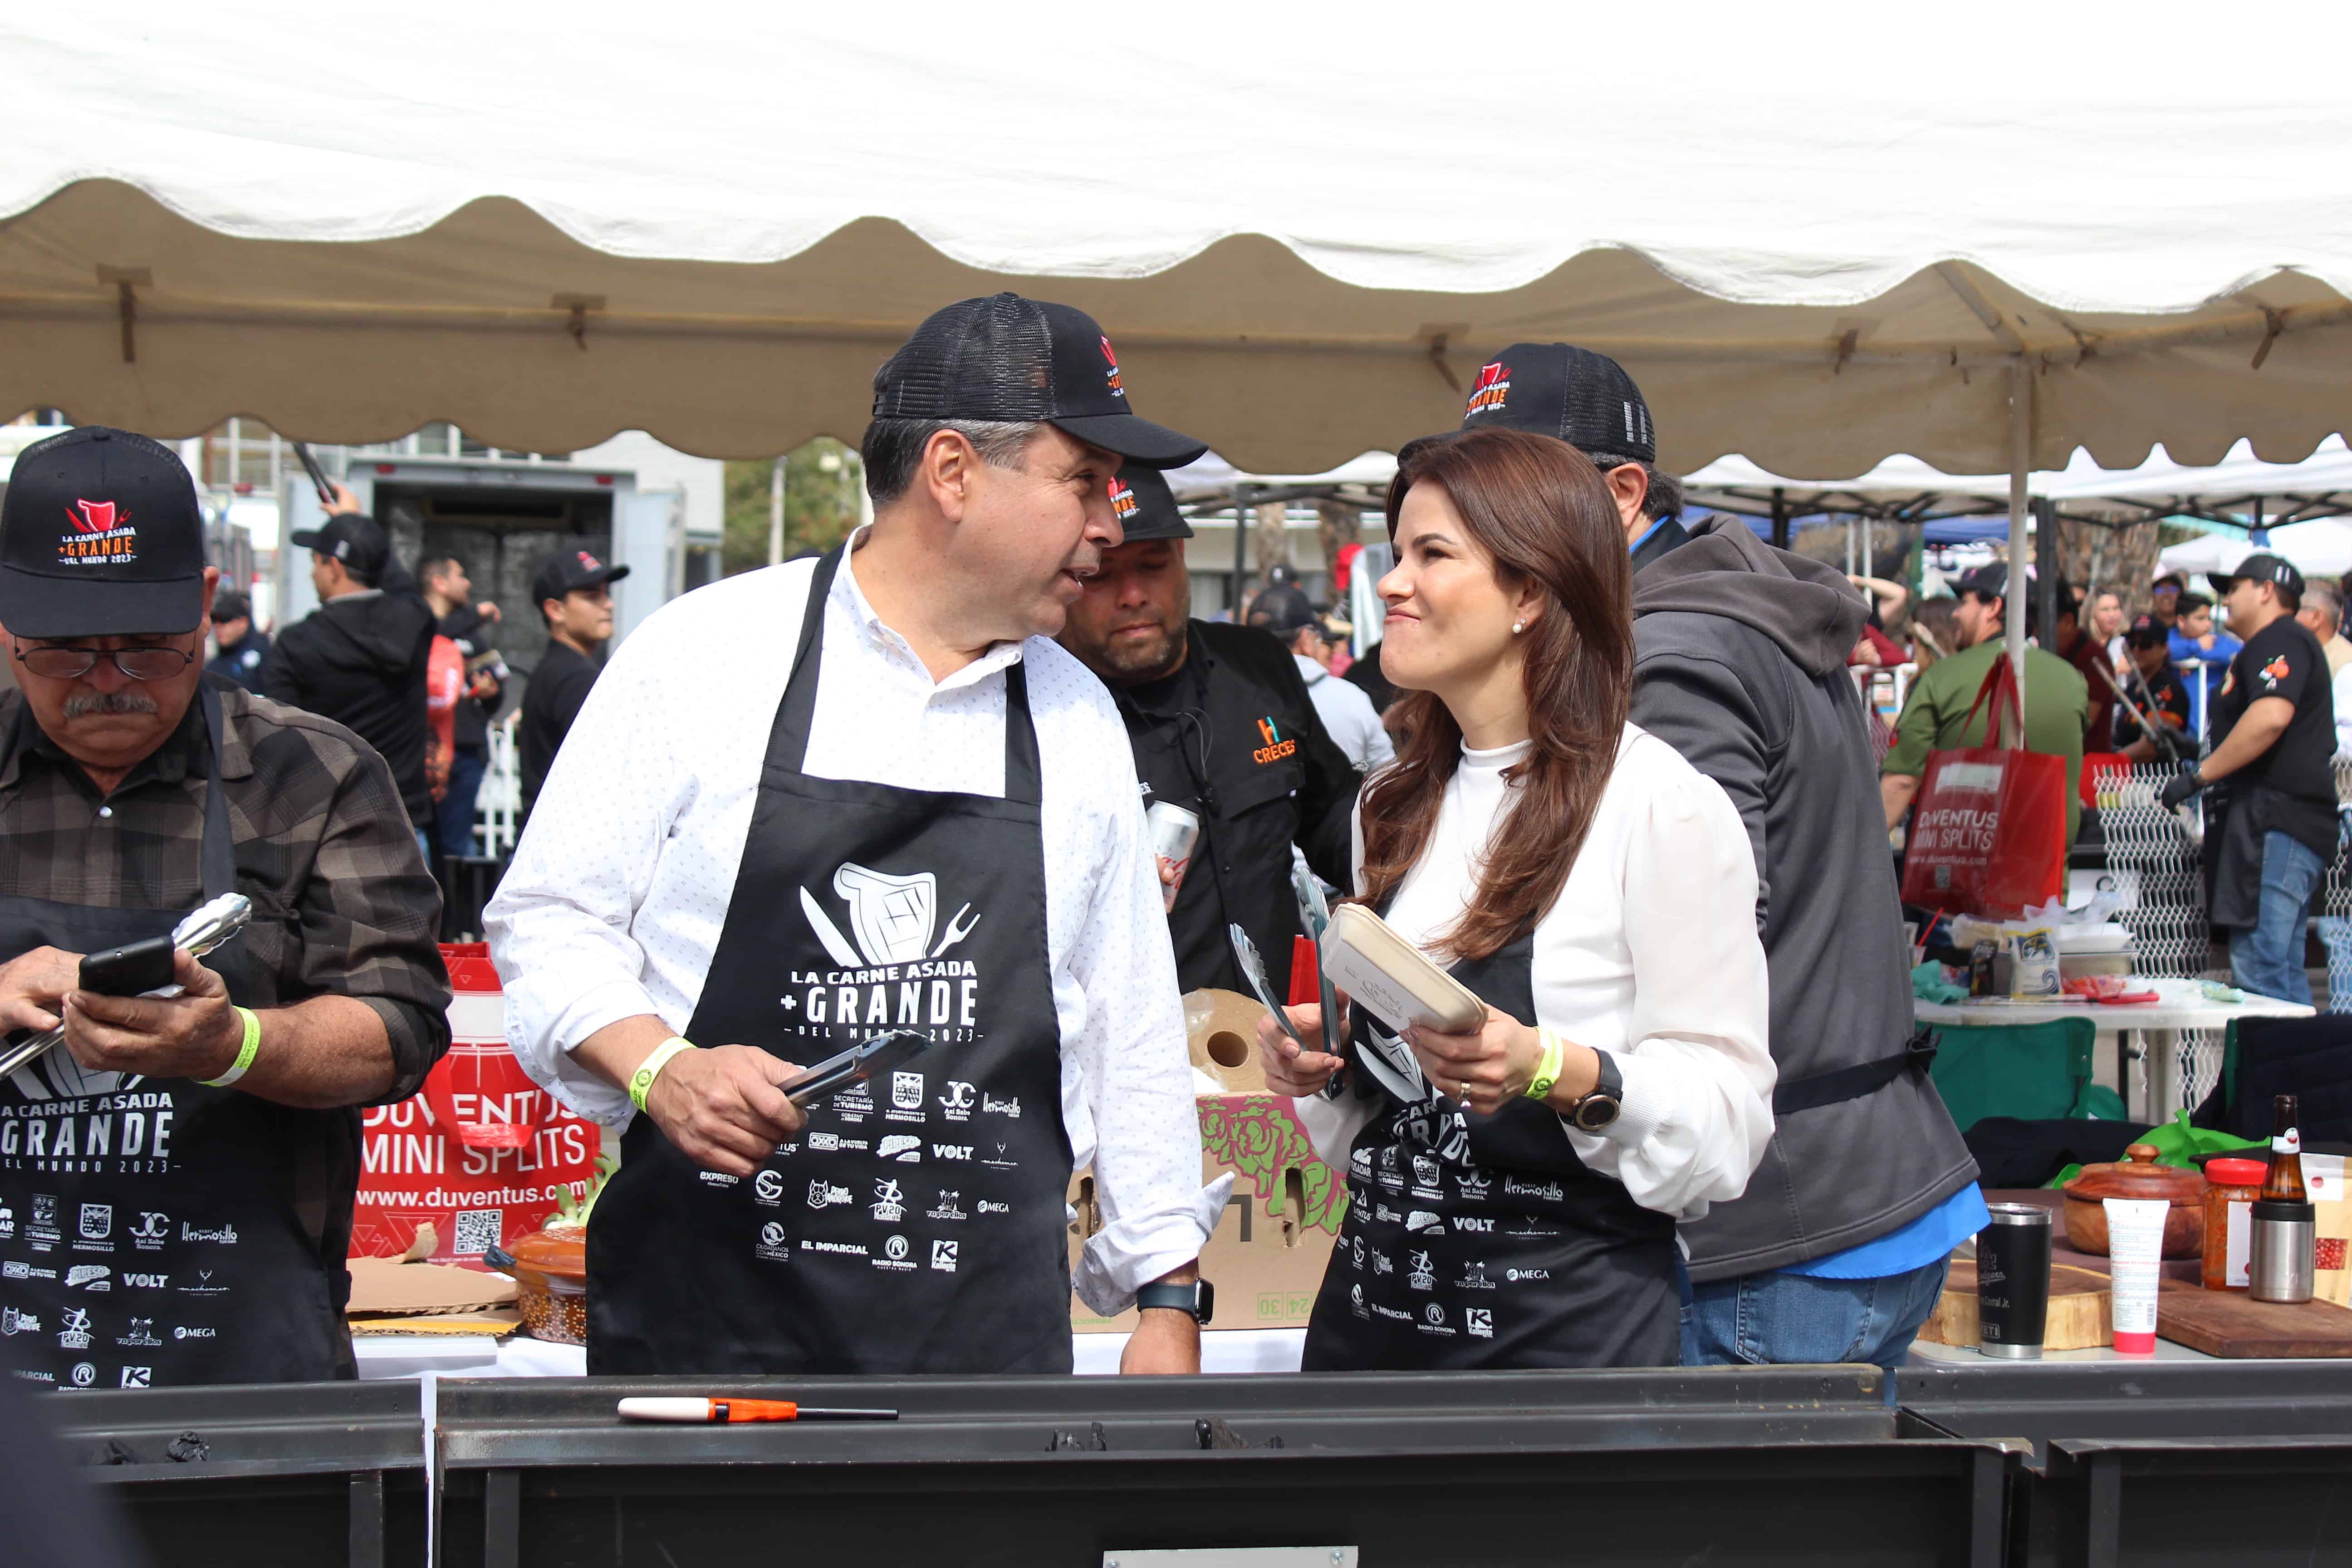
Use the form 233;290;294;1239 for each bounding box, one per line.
630;1037;696;1113
200;1006;262;1088
1524;1026;1567;1101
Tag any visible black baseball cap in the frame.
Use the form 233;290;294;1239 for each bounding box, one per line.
2151;572;2186;591
0;425;209;639
872;294;1207;468
211;589;250;622
1250;587;1321;636
531;543;630;610
289;514;391;584
2125;613;2170;649
1458;342;1656;464
1954;563;2009;603
2220;552;2305;597
1107;466;1191;543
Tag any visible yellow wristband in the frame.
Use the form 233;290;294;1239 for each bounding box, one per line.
1524;1026;1567;1101
630;1037;696;1113
200;1007;262;1088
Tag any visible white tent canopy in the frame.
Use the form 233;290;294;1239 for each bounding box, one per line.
5;5;2351;479
1686;436;2352;522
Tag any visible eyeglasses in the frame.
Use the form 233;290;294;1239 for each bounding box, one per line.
12;642;196;681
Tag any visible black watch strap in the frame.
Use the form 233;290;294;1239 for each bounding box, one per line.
1135;1280;1214;1324
1568;1050;1623;1132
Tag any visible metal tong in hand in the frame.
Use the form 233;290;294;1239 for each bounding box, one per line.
0;893;253;1081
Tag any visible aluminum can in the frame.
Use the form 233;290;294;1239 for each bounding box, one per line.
1977;1203;2053;1358
1146;802;1200;913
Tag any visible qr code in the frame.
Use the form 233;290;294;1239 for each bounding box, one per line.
452;1209;503;1256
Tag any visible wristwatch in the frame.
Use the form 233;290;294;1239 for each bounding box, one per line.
1565;1051;1623;1134
1135;1279;1215;1325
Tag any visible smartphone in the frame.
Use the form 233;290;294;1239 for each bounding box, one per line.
291;441;338;508
79;935;178;997
780;1031;930;1105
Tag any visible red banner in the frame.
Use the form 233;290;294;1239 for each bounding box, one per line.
349;944;603;1268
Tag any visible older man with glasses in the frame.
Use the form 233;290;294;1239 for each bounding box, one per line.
0;426;451;1388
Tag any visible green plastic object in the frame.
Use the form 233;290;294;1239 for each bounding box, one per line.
1927;1018;2107;1134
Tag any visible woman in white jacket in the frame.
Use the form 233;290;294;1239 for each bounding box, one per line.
1259;426;1774;1368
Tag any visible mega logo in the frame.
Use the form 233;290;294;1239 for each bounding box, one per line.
1464;361;1510;417
1251;716;1297;766
59;499;139;567
1100;336;1125;398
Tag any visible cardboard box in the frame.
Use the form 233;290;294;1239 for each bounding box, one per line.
1070;1092;1348;1333
2305;1154;2352;1305
1070;989;1349;1333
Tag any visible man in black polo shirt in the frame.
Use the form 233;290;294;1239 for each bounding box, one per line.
518;544;629;823
2162;554;2340;1002
1055;466;1358;999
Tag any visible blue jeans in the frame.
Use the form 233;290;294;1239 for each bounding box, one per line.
1681;1256;1951;1375
2228;829;2325;1005
436;747;486;860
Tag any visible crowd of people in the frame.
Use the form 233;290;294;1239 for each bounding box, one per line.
1865;547;2349;1009
27;286;2301;1394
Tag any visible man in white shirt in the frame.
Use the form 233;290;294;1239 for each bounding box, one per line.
1259;593;1395;773
486;294;1223;1375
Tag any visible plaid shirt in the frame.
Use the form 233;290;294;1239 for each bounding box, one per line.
0;679;451;1095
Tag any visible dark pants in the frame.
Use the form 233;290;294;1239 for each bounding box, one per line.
436;746;487;860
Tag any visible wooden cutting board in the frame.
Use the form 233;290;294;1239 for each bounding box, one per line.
2155;1277;2352;1357
1918;1260;2113;1351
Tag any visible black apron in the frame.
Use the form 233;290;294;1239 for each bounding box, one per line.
0;686;348;1389
1302;919;1679;1371
588;548;1075;1375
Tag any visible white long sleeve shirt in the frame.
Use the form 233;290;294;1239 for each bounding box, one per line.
484;542;1222;1315
1295;727;1775;1222
1294;653;1396;773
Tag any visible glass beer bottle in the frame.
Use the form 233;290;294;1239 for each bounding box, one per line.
2262;1093;2307;1204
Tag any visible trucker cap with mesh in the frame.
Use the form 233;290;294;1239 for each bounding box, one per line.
1458;342;1656;464
872;294;1208;468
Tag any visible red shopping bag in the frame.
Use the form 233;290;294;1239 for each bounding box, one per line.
1899;655;2068;917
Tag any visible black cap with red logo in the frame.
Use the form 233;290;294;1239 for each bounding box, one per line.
531;543;631;611
0;425;210;639
1106;465;1192;543
872;294;1207;468
1457;342;1656;464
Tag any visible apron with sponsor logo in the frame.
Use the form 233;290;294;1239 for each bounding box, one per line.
0;684;347;1389
588;548;1073;1375
1302;916;1679;1370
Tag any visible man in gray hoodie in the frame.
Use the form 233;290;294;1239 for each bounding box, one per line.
1461;345;1982;1370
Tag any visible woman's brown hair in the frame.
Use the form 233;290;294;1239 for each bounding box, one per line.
1357;426;1634;960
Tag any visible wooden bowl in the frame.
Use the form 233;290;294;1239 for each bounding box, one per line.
2060;1143;2206;1259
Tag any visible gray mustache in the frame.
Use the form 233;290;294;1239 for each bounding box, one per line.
62;690;160;719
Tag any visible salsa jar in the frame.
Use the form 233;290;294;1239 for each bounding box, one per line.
2201;1156;2269;1290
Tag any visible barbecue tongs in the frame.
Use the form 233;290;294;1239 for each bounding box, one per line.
0;893;253;1081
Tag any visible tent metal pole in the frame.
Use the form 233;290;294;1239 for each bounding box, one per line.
1230;482;1253;617
1770;488;1789;550
2006;357;2031;732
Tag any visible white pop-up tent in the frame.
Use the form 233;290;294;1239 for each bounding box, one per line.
7;5;2352;681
